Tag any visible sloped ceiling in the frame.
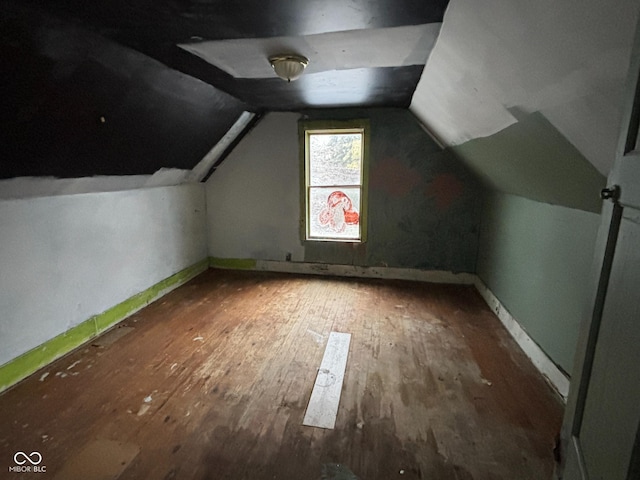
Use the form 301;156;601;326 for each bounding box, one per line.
411;0;640;179
24;0;448;111
0;2;250;180
6;0;636;210
1;0;448;180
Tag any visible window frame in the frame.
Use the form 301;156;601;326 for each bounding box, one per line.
299;119;370;243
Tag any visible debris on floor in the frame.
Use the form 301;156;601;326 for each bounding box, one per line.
321;463;360;480
67;360;81;370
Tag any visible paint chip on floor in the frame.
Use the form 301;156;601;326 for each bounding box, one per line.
67;360;81;370
321;463;360;479
137;404;150;416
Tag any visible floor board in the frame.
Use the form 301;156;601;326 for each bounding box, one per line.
0;269;564;479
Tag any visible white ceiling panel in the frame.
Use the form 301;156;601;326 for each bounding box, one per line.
179;24;441;79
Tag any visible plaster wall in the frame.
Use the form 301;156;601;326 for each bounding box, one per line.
408;0;635;378
477;192;601;374
411;0;640;175
206;109;483;272
206;112;305;263
0;183;207;366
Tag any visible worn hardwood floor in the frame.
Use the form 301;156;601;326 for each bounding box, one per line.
0;269;564;479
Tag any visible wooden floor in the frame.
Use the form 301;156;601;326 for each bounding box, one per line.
0;269;564;479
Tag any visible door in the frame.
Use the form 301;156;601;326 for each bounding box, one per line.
560;14;640;480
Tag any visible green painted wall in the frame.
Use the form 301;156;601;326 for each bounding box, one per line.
477;192;601;374
301;108;484;272
449;112;606;213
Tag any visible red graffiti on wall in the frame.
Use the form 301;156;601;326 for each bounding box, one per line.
319;191;359;233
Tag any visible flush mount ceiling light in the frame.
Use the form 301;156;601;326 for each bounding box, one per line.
268;54;309;82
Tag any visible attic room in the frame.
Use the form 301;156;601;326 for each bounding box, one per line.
1;0;640;478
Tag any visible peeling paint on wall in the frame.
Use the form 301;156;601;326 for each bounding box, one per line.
447;112;605;213
0;170;199;200
410;0;640;175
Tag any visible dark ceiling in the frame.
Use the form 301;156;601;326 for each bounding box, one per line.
1;0;449;179
8;0;449;111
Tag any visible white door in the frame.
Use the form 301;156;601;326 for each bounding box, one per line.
560;14;640;480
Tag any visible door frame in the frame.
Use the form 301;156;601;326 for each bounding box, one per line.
559;11;640;479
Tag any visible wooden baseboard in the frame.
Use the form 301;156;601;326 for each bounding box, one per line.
261;260;477;285
473;277;570;400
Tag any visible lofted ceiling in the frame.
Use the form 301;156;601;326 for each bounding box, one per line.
7;0;448;111
0;0;448;181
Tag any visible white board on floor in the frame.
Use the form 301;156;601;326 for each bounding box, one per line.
303;331;351;429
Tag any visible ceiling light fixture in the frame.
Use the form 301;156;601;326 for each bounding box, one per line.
268;54;309;82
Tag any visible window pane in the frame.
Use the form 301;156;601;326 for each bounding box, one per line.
309;133;362;186
308;187;361;240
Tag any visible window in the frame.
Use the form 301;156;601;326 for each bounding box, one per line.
302;121;368;242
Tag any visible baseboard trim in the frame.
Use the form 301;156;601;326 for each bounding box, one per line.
2;257;570;401
473;277;570;400
0;258;209;394
210;258;476;284
209;257;257;270
210;258;570;401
